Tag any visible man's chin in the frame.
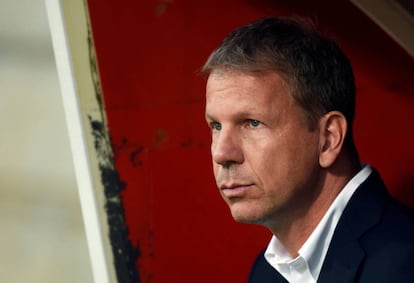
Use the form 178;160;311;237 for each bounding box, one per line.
229;207;264;225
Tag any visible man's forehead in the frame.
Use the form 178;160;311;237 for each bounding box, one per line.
207;68;274;79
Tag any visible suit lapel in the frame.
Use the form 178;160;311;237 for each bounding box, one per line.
317;221;365;283
317;169;389;283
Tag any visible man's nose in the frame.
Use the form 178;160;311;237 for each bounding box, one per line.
211;128;244;167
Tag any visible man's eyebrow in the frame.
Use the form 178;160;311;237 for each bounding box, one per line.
205;110;261;124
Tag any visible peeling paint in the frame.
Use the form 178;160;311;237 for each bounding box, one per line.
85;8;141;282
155;4;166;16
155;0;174;16
88;117;140;283
130;146;144;167
153;128;168;147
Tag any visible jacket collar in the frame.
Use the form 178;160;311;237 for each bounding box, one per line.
317;169;389;283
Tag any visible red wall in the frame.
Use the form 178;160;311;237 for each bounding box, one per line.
86;0;414;282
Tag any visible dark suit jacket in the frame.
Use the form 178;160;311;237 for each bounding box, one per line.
248;169;414;283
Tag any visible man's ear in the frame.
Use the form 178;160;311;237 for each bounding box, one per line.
318;111;347;168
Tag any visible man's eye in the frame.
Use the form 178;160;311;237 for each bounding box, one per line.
249;120;261;128
212;122;222;131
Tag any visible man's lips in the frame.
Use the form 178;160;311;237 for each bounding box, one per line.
219;183;253;198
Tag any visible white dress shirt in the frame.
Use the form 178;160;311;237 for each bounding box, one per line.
264;165;372;283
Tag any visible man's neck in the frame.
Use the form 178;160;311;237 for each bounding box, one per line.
269;167;357;257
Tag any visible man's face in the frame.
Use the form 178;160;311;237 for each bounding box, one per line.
205;70;322;230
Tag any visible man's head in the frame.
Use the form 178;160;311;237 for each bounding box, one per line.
203;17;360;232
202;17;357;149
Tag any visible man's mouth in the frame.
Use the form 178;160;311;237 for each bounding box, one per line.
219;183;253;198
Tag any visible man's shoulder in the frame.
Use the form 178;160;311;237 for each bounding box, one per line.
367;196;414;240
320;170;414;282
357;168;414;233
345;168;414;239
347;169;414;261
356;198;414;282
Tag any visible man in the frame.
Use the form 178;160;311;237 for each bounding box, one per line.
202;17;414;283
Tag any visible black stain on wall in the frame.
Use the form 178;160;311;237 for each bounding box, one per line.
86;15;141;282
130;146;144;167
89;117;141;283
